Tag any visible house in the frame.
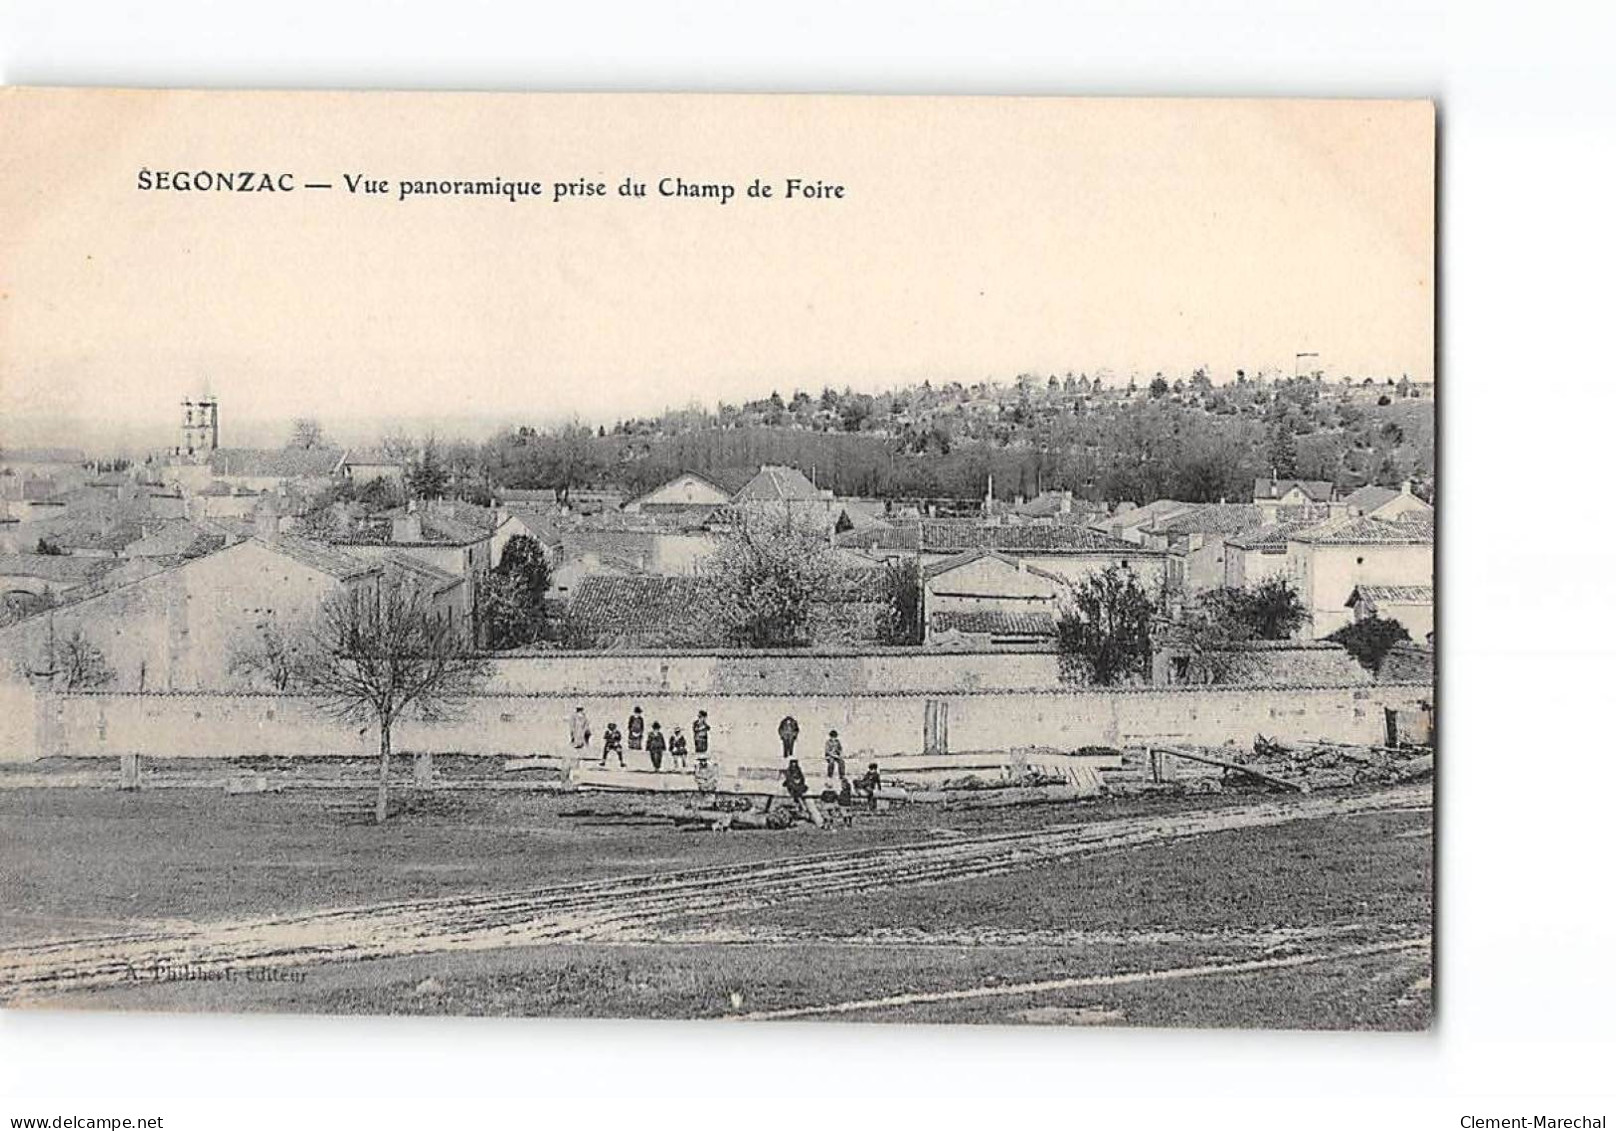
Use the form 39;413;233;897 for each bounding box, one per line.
0;536;382;692
341;449;408;487
916;520;1166;589
731;464;837;522
163;447;346;495
621;471;733;515
1346;583;1435;641
0;552;118;602
1090;499;1200;544
1223;519;1315;589
1341;481;1433;522
325;502;494;631
1287;516;1434;639
1012;490;1106;524
922;549;1062;646
1254;477;1337;521
1143;504;1266;593
122;519;231;562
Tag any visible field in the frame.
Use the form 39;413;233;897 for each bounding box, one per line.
0;770;1432;1030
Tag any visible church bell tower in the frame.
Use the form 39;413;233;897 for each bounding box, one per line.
180;396;219;458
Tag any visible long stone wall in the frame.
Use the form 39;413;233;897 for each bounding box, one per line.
14;682;1433;769
480;648;1066;695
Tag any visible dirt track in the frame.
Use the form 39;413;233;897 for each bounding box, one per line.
0;783;1431;1002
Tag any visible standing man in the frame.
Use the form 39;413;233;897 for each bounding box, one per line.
570;705;592;753
823;729;845;780
627;706;645;753
646;722;667;772
692;709;711;758
669;726;689;770
778;714;800;761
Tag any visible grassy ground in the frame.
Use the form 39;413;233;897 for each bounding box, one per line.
0;778;1432;1029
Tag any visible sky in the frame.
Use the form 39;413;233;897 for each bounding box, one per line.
0;90;1433;453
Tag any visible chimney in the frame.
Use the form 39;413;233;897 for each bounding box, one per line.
1060;490;1072;514
392;512;423;543
1401;480;1413;496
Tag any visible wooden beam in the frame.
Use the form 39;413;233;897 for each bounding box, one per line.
1154;745;1309;793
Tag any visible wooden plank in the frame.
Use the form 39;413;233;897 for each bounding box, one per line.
1154;745;1309;793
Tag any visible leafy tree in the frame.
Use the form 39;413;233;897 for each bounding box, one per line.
405;437;450;500
698;506;839;648
478;535;553;649
877;557;924;645
1267;425;1300;479
35;537;65;556
1237;577;1306;640
1055;565;1154;686
1149;376;1170;399
291;583;490;822
1327;615;1411;673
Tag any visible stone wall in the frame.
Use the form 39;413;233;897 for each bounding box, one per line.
13;681;1433;769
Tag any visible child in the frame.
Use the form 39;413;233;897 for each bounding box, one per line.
601;722;624;767
669;726;689;770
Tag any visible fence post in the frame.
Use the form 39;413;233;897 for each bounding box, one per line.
119;753;141;791
414;750;435;788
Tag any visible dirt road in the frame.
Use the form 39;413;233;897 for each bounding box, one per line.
0;783;1431;1002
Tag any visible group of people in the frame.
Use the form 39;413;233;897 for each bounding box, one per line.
570;705;712;773
778;714;881;813
566;706;882;809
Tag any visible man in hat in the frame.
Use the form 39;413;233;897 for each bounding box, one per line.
669;726;689;770
645;721;667;772
627;706;645;752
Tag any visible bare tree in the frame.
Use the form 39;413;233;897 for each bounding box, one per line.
227;622;306;691
291;583;489;822
52;628;115;690
288;417;326;450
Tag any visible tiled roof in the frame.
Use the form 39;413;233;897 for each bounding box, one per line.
332;507;492;547
1157;504;1266;537
1255;478;1334;503
1348;584;1434;606
497;487;559;505
1226;520;1312;551
930;610;1056;637
835;523;920;552
732;464;826;503
0;447;85;465
1292;515;1433;546
1101;499;1199;531
566;575;719;645
380;551;464;593
124;520;227;560
264;535;379;580
209;448;344;479
920;520;1158;555
1389;511;1435;539
921;547;1067;586
0;553;117;587
1342;485;1400;512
